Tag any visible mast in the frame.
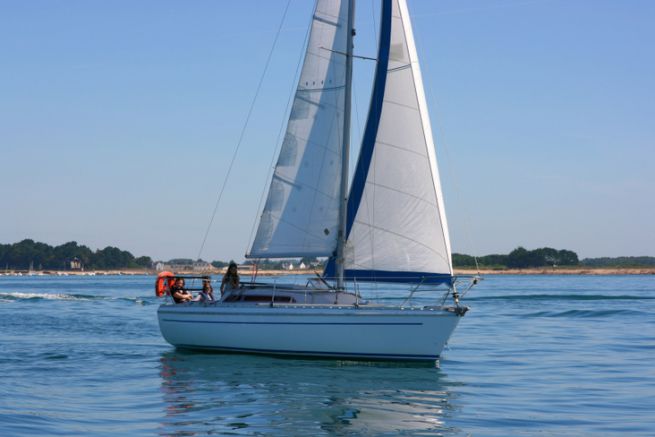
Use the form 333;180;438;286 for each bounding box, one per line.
336;0;355;290
324;0;454;286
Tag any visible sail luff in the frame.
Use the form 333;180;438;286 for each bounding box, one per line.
396;0;453;273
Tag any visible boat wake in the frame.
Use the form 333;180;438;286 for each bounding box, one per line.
0;292;99;301
465;293;654;302
0;292;154;305
522;309;648;318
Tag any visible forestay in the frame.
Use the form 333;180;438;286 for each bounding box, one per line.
326;0;453;284
249;0;349;258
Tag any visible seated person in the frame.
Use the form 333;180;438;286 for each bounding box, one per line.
220;262;240;296
170;278;193;303
198;278;215;302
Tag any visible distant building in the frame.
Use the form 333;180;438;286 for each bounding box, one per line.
192;260;212;272
70;257;82;270
299;262;307;269
154;259;221;273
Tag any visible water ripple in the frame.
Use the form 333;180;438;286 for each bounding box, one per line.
1;275;654;436
466;293;655;302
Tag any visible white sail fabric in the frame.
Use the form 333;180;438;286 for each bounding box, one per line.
344;0;453;278
249;0;349;258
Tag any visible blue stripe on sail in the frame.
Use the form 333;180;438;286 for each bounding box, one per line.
324;0;392;279
325;270;453;285
346;0;392;234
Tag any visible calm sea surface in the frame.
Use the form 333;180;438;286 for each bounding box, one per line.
0;274;653;436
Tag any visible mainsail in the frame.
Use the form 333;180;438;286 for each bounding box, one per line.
249;0;349;258
325;0;453;284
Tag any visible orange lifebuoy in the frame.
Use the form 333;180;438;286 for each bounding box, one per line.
155;271;175;297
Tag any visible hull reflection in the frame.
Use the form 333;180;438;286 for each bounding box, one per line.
159;351;462;435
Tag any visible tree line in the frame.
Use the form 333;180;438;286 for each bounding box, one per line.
0;239;152;270
453;247;655;269
452;247;579;269
4;239;650;271
580;256;655;268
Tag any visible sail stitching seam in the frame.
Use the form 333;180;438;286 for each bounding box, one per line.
352;219;450;265
387;63;411;72
282;132;340;158
271;173;338;201
375;139;427;158
298;85;346;92
382;97;420;113
364;180;437;206
264;212;337;243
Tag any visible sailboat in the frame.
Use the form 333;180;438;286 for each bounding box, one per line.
157;0;478;362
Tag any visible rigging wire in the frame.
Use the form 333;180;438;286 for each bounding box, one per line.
195;0;293;263
370;0;378;290
371;0;378;43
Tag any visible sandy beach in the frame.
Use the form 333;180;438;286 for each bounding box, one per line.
454;267;655;275
3;267;654;277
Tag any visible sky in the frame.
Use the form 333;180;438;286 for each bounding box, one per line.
1;0;653;262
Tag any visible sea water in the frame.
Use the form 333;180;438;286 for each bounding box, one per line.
0;274;653;436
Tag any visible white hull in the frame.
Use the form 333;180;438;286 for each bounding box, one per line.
157;299;464;362
153;0;475;363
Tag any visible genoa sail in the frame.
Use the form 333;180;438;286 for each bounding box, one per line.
249;0;349;258
325;0;453;284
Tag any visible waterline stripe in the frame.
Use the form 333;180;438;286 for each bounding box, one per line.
175;344;438;360
162;319;422;326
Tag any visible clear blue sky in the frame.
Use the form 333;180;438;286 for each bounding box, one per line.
1;0;653;262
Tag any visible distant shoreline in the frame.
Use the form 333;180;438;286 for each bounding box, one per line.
1;267;654;277
454;267;655;275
